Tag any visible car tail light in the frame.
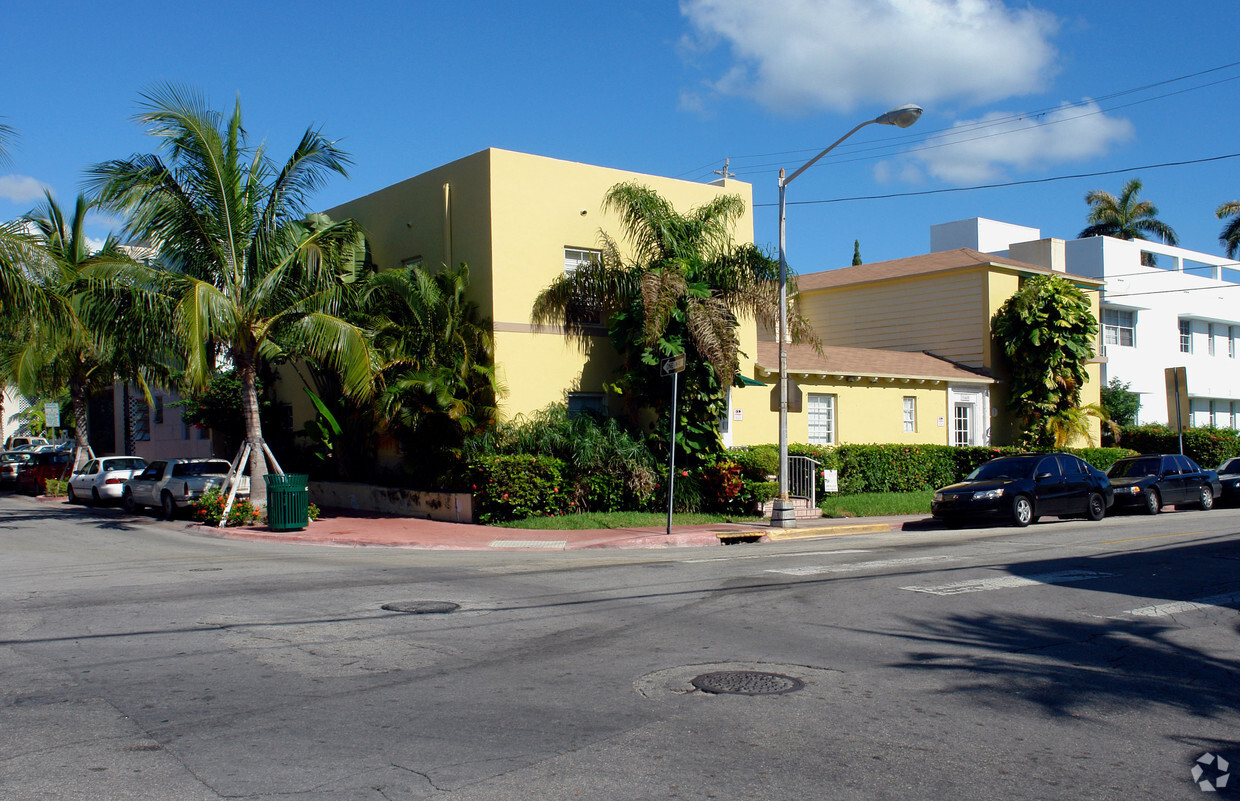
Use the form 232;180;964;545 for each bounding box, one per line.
105;477;124;485
183;481;190;497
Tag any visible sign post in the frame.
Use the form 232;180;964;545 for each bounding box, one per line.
660;354;686;536
1165;366;1188;455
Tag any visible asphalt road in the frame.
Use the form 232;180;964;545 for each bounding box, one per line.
2;493;1239;800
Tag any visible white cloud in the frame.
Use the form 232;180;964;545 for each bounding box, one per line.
0;174;48;204
907;102;1135;183
680;0;1059;113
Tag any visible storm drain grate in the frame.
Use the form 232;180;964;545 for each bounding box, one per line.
691;670;805;696
382;601;460;614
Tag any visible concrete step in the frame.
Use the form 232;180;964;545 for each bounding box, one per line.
759;498;823;520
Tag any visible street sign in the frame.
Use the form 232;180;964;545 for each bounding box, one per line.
1165;366;1189;434
770;377;802;413
43;403;60;429
660;353;685;376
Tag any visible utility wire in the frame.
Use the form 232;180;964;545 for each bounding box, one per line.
753;152;1240;207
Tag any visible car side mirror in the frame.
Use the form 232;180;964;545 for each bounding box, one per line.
1036;472;1053;480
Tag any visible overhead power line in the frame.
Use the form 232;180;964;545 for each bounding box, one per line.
753;152;1240;208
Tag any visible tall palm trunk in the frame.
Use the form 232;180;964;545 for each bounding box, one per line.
69;377;92;472
239;362;269;505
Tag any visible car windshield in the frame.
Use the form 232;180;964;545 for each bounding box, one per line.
171;461;232;478
965;459;1035;481
1107;458;1160;478
1221;458;1240;474
103;458;145;471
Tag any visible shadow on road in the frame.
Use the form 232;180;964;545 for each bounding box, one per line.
890;535;1240;719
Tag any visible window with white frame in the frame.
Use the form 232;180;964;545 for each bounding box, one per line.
807;393;835;445
1233;400;1240;429
563;247;601;276
1231;326;1238;359
1101;308;1135;347
1208;323;1216;356
902;396;916;433
1179;319;1192;353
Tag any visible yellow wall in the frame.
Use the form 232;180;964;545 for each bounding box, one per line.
327;148;758;423
727;379;971;446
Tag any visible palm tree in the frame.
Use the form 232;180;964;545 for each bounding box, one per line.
533;182;815;459
362;261;502;482
0;191;148;471
83;85;374;504
1215;200;1240;259
1079;178;1178;266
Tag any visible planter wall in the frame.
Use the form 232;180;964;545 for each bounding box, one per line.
308;481;473;524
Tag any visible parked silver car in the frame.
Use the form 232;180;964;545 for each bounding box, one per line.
122;458;247;519
67;456;147;504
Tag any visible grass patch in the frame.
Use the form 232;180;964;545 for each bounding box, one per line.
819;490;933;518
494;511;763;530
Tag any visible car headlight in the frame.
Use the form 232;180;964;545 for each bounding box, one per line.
933;492;944;502
1125;486;1143;494
972;488;1005;501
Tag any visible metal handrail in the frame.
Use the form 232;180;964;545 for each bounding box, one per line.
787;455;822;509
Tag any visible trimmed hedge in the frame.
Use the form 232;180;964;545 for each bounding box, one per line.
469;454;571;523
1117;424;1240;469
780;443;1136;494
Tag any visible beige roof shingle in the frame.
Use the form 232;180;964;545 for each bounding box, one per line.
795;248;1103;292
755;341;993;384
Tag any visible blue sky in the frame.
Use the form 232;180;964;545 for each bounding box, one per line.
3;1;1238;274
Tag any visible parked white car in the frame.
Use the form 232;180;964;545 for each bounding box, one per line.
67;456;147;504
122;458;248;519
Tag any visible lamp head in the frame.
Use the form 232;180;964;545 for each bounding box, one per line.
875;103;923;128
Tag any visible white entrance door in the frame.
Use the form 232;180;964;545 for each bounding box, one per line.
953;403;973;447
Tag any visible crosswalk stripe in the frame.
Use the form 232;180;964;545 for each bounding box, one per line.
901;570;1114;596
685;549;870;564
767;555;956;576
1123;592;1240;617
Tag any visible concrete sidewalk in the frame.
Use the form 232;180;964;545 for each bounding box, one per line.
196;509;939;551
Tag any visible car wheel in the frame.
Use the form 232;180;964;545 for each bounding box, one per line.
161;491;177;520
1086;492;1106;522
67;485;78;504
1199;485;1215;511
122;489;138;515
1142;487;1161;515
91;487;101;504
1011;495;1034;527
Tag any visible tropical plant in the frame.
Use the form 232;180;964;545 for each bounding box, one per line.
1100;377;1140;428
1078;178;1178;266
83;85;374;504
0;192;153;469
532;182;815;464
1215;200;1240;259
1044;403;1112;448
991;274;1099;448
362;261;502;484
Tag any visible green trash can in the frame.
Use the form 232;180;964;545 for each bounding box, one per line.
265;473;310;531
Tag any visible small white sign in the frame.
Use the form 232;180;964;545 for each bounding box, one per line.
733;409;743;421
822;469;839;493
937;416;946;427
44;403;60;429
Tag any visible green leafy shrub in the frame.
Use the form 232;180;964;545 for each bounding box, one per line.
192;487;261;527
1118;424;1240;468
44;478;68;497
730;445;779;480
699;460;745;511
470;454;570;523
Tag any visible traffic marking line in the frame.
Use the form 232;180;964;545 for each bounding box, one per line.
767;555;956;576
1122;592;1240;617
901;570;1114;596
1099;531;1205;545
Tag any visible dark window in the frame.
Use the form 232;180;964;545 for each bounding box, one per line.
1058;455;1087;475
1036;457;1062;478
1173;455;1198;473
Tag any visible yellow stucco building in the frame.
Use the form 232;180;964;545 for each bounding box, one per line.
307;149;1103;453
786;247;1105;446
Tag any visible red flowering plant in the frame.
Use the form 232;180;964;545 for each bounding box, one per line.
192;487;260;527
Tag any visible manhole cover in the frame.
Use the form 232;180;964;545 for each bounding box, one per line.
382;601;460;614
690;670;805;695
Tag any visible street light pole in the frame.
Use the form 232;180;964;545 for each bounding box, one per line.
771;103;923;528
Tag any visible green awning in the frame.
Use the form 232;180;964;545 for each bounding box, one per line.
735;374;765;387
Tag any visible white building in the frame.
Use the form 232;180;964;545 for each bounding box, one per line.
931;218;1240;430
